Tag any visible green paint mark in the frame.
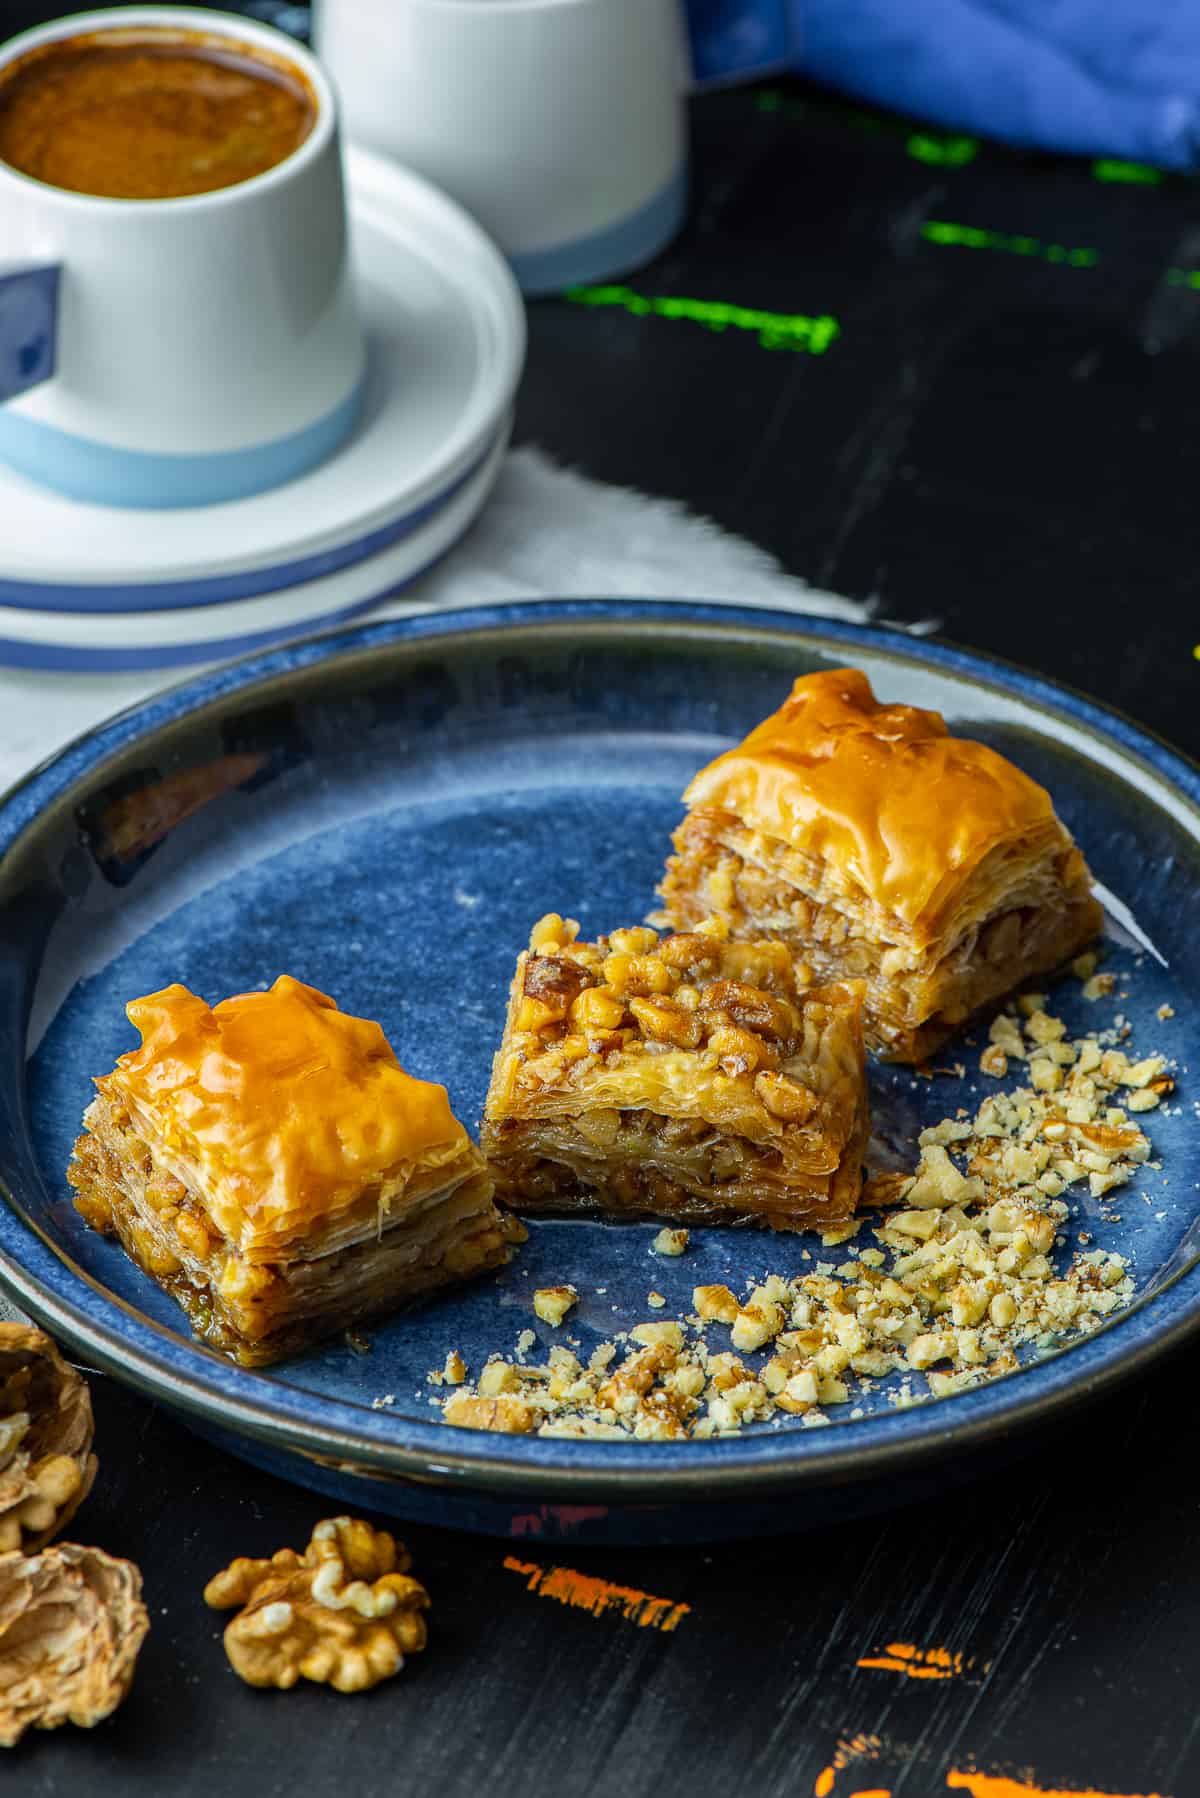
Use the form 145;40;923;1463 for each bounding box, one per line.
565;285;841;355
1092;158;1162;184
906;132;978;166
921;220;1098;268
1167;268;1200;288
755;88;978;167
753;87;806;119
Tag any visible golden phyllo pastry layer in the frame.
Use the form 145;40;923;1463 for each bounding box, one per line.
68;977;511;1365
481;917;868;1232
657;669;1102;1062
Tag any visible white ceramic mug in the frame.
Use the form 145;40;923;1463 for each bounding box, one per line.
0;7;366;509
316;0;689;296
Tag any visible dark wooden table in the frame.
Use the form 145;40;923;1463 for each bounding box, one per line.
6;10;1200;1795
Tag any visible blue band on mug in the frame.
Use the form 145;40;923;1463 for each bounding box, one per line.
507;163;688;297
0;373;364;510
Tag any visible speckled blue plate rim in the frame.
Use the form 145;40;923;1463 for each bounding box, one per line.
1;599;1198;1504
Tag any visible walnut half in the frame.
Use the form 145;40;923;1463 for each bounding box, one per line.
204;1516;429;1693
0;1324;97;1554
0;1542;149;1747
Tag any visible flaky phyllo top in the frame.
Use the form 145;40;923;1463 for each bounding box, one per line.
486;921;864;1179
98;976;481;1260
682;668;1072;945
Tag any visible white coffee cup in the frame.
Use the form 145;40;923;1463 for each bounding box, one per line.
316;0;689;296
0;6;366;509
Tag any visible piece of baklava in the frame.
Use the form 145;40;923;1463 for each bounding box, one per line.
656;668;1102;1063
68;977;512;1366
481;916;867;1233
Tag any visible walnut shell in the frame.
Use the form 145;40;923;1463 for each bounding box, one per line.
205;1516;429;1693
0;1324;97;1554
0;1542;149;1747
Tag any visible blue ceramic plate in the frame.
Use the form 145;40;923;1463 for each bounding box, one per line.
1;602;1197;1545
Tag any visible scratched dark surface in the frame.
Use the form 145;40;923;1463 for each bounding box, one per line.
5;4;1200;1793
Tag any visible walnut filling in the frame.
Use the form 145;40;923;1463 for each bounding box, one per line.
69;1098;509;1367
658;814;1100;1062
482;917;868;1231
488;1095;868;1229
443;984;1168;1442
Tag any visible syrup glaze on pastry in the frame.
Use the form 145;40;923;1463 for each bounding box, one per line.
681;668;1061;944
69;978;511;1364
101;977;470;1255
659;669;1102;1062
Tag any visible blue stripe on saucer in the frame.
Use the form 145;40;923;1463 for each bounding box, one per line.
0;432;496;615
0;373;363;514
0;596;378;669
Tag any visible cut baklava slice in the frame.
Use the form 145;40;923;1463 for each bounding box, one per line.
482;917;867;1232
68;977;511;1366
657;668;1102;1063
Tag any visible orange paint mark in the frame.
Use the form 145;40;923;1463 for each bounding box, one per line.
501;1555;690;1631
946;1771;1170;1798
818;1736;886;1792
858;1641;972;1680
837;1735;883;1767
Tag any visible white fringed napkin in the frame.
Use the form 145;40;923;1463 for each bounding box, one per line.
0;447;868;793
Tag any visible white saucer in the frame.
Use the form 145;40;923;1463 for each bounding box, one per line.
0;144;525;612
0;423;509;669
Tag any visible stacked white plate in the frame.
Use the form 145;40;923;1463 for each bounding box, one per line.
0;145;525;670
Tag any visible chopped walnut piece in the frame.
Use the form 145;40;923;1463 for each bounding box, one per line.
860;1172;910;1209
0;1325;97;1555
477;1361;520;1396
652;1228;689;1257
204;1517;429;1693
988;1013;1026;1059
533;1286;578;1327
630;1321;684;1349
442;1393;535;1434
441;987;1169;1438
693;1285;739;1324
753;1070;817;1122
1120;1056;1166;1089
0;1543;148;1746
529;913;580;953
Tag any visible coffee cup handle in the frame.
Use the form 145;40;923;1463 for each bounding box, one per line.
0;263;61;403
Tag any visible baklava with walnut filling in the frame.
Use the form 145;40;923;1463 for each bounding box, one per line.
657;668;1101;1063
68;977;511;1366
482;917;867;1232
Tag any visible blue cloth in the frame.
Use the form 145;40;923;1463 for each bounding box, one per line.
684;0;1200;168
